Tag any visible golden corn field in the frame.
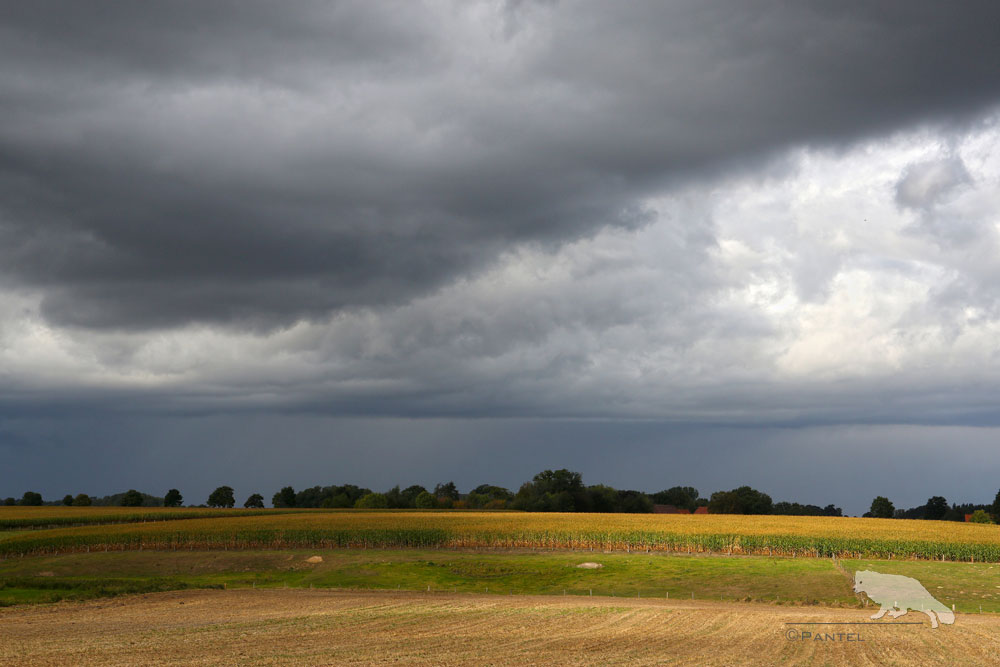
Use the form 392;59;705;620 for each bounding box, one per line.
3;508;1000;561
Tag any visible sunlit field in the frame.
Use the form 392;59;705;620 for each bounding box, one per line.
3;508;999;561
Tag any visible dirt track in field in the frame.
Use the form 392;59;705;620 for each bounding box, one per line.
3;589;999;666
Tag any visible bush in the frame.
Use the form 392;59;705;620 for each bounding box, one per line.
414;491;437;509
355;493;389;509
970;509;993;524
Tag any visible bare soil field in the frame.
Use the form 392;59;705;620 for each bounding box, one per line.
3;589;999;666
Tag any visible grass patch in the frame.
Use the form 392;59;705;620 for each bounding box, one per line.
7;549;996;614
0;549;856;607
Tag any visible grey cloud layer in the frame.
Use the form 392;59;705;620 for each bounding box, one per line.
3;1;1000;330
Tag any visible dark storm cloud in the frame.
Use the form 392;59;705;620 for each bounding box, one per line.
2;1;999;329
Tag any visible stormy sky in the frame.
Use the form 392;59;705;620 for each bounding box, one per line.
3;1;1000;514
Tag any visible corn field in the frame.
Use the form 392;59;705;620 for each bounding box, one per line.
2;510;999;561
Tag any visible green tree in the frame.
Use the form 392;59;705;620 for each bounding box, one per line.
20;491;43;506
355;492;389;509
414;491;437;509
511;469;590;512
400;485;429;508
586;485;620;513
120;489;144;507
73;493;92;506
869;496;895;519
924;496;948;520
243;493;264;509
207;486;235;508
384;485;404;508
532;470;584;495
4;497;17;506
433;482;459;500
969;509;993;524
708;486;772;515
471;484;513;501
992;489;1000;522
164;489;183;507
321;493;353;508
651;486;700;511
62;494;74;506
272;486;296;508
617;489;654;513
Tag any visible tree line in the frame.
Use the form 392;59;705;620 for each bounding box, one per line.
864;495;997;523
2;470;838;515
7;471;1000;521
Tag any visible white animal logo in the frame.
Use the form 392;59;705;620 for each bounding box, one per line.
853;570;955;628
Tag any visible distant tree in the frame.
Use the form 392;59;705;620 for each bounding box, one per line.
532;470;584;496
384;485;404;508
355;492;389;509
321;493;353;508
120;489;144;507
414;491;437;509
941;503;985;522
292;485;371;508
62;494;74;506
869;496;895;519
20;491;43;506
586;485;620;513
617;490;654;513
708;486;772;515
970;509;993;524
400;485;429;508
243;493;264;509
433;482;460;500
207;486;235;508
652;487;700;511
992;489;1000;522
467;484;513;509
773;502;843;517
272;486;296;508
511;469;589;512
471;484;513;500
72;493;92;507
924;496;949;520
823;504;843;517
164;489;183;508
4;497;16;506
